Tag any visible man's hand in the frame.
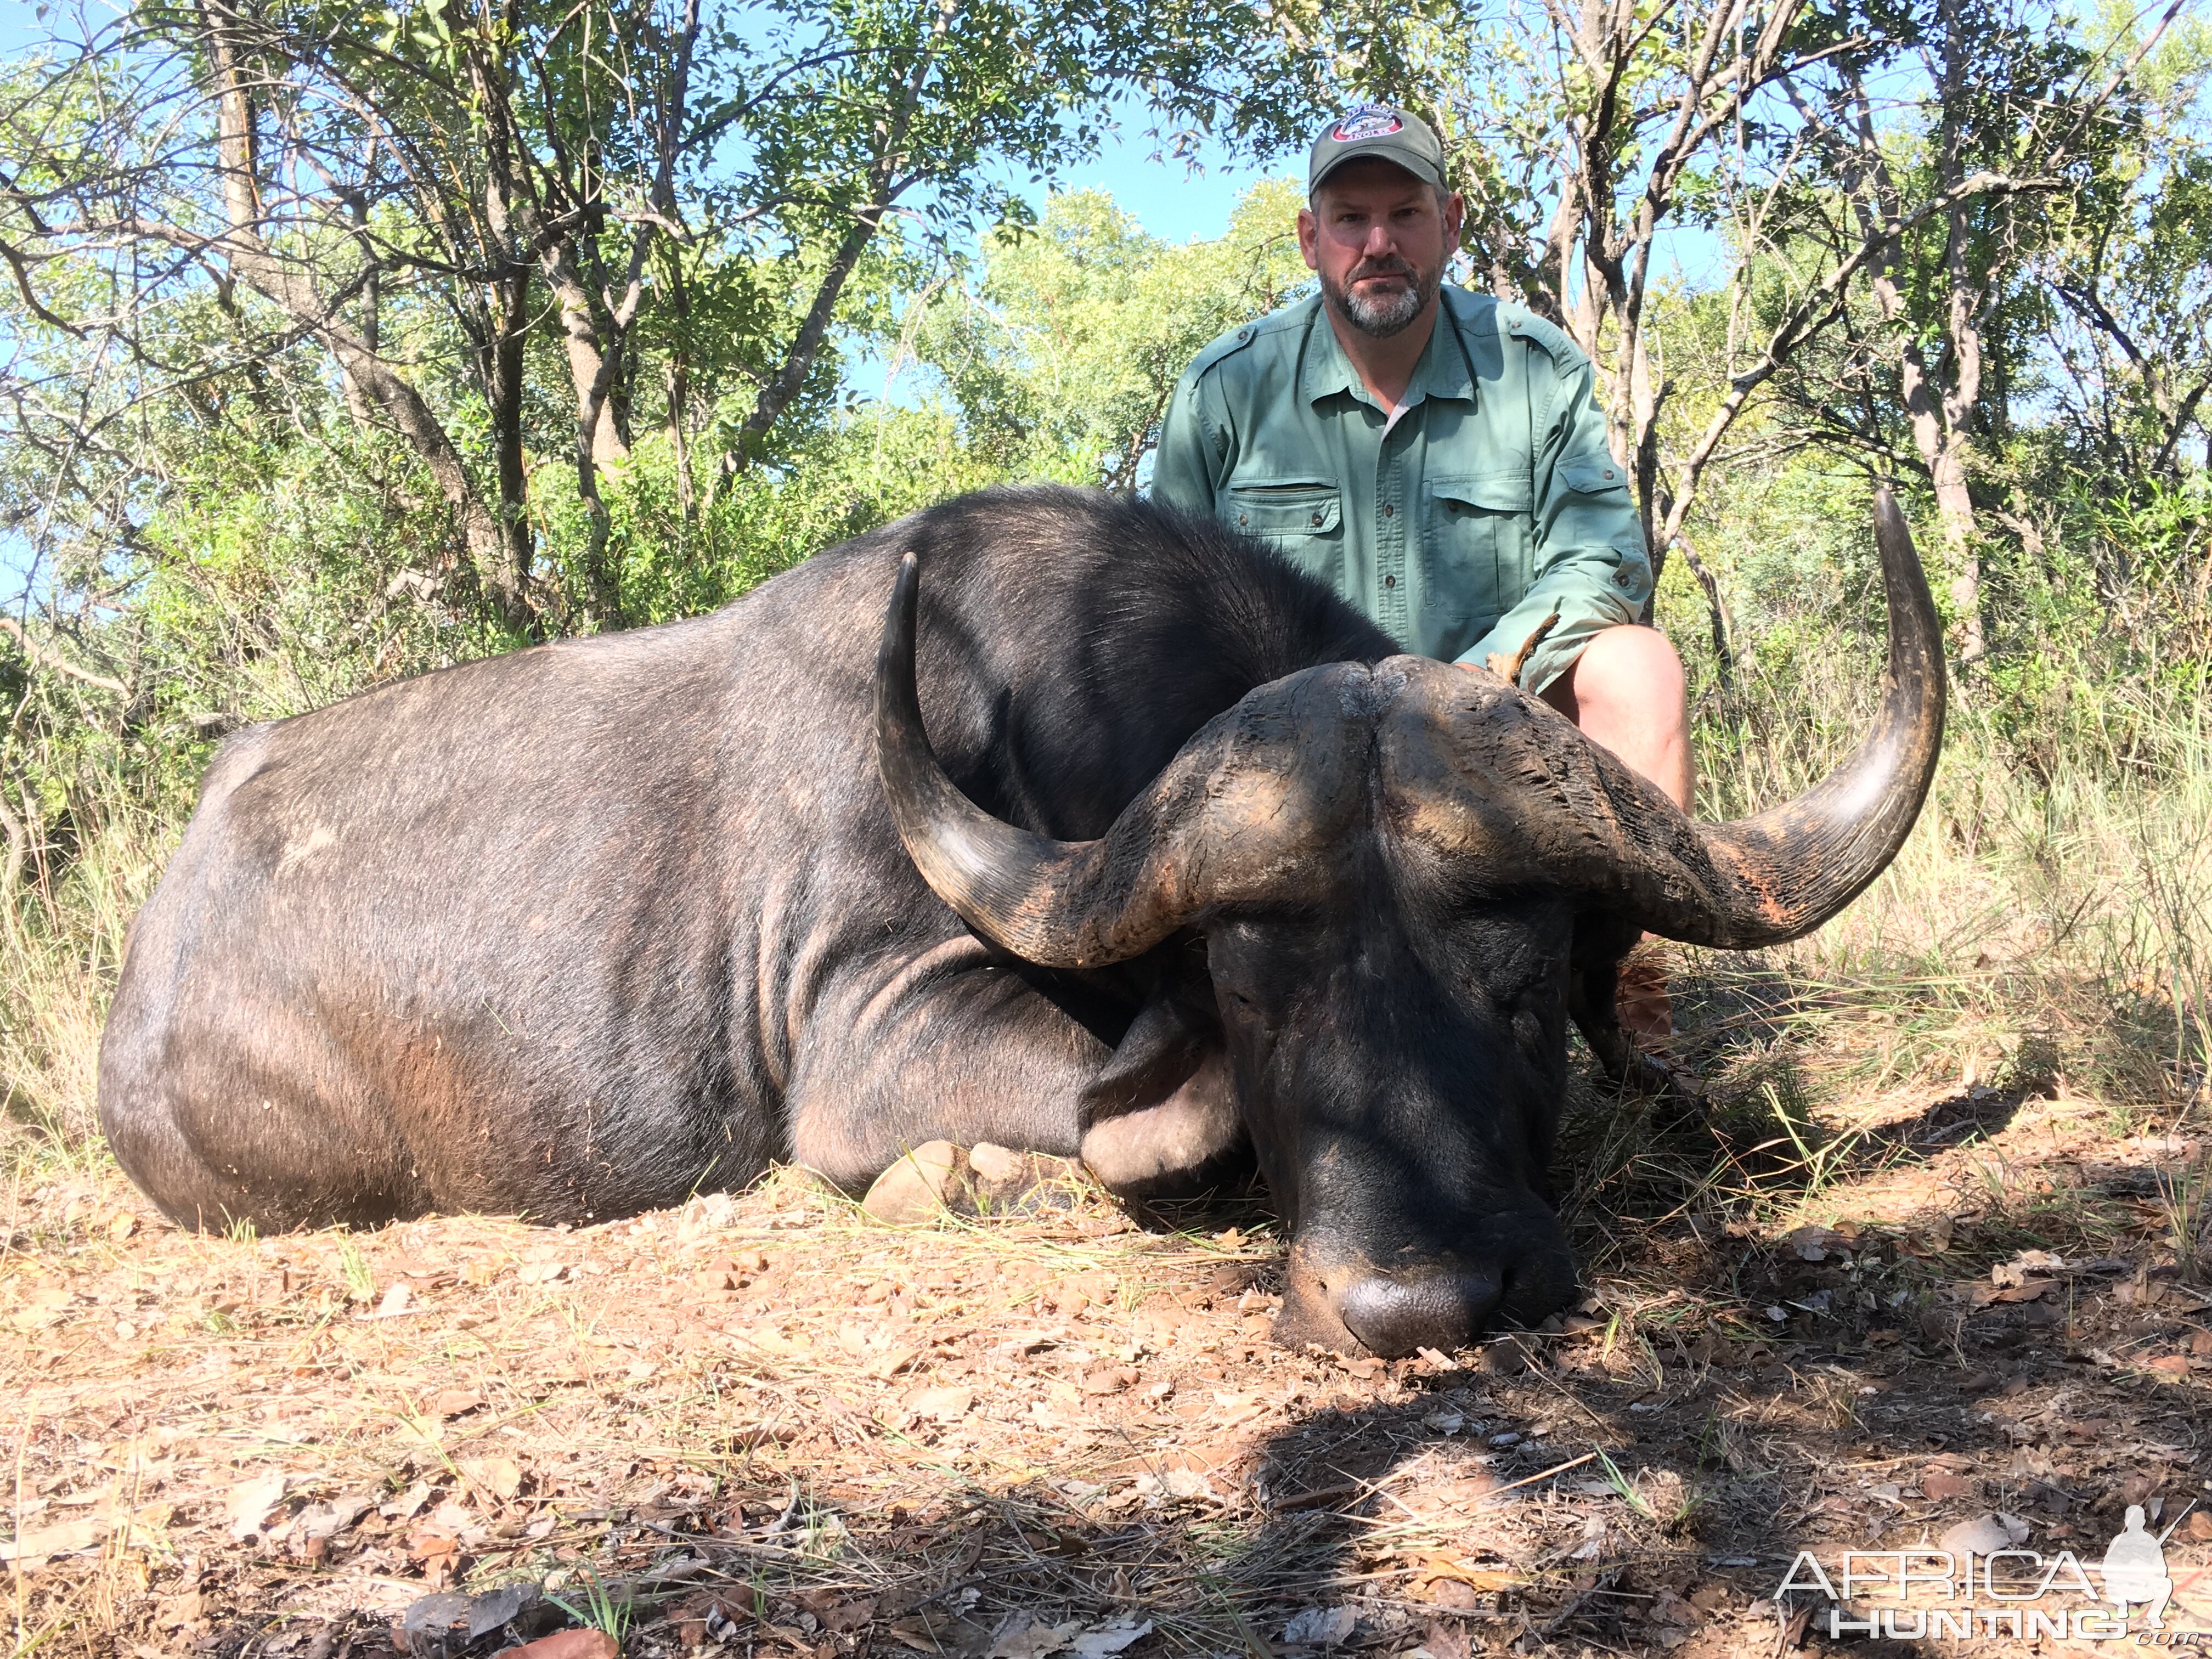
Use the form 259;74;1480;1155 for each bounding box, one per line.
1474;611;1560;687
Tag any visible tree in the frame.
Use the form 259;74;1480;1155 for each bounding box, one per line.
911;181;1312;488
1;0;1297;630
1764;0;2187;663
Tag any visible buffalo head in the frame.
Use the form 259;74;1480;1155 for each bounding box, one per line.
876;492;1943;1355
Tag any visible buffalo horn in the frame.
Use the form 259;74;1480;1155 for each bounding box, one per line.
1591;487;1947;947
874;552;1346;967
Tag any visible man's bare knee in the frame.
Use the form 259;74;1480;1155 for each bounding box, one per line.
1575;625;1684;713
1550;625;1691;809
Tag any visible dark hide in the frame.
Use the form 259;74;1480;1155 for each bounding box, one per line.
101;488;1441;1234
104;483;1929;1357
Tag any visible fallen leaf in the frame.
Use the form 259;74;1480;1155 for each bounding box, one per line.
1426;1581;1488;1612
1940;1514;2015;1556
1786;1226;1841;1262
376;1281;414;1316
461;1456;523;1503
1922;1470;1973;1500
1068;1617;1154;1658
428;1389;483;1419
295;1494;375;1541
1993;1251;2064;1288
505;1630;617;1659
0;1516;108;1565
108;1210;139;1242
986;1611;1084;1659
227;1471;289;1542
820;1598;878;1634
868;1346;923;1379
907;1385;974;1423
2148;1354;2190;1375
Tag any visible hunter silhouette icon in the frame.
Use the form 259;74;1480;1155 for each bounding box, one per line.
2100;1505;2173;1628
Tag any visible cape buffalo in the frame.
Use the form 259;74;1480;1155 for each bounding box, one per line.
99;486;1942;1355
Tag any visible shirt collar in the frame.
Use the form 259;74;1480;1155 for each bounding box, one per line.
1302;291;1477;411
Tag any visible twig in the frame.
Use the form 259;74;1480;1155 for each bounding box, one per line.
0;618;127;697
1477;1450;1600;1505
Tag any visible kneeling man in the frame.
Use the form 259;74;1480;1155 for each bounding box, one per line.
1150;103;1688;1045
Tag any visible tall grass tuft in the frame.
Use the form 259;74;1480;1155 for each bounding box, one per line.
1;764;167;1178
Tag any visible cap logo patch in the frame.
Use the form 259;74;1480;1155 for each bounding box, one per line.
1331;106;1404;143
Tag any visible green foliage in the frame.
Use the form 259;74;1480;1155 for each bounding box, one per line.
910;181;1312;486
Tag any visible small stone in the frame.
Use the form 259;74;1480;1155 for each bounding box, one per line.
1923;1469;1973;1500
506;1632;618;1659
862;1141;966;1224
969;1142;1025;1184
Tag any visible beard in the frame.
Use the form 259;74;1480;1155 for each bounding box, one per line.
1322;253;1440;338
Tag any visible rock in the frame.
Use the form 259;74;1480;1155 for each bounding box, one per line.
1282;1606;1358;1647
969;1142;1025;1184
863;1141;967;1223
1922;1469;1973;1500
506;1632;619;1659
1940;1512;2026;1556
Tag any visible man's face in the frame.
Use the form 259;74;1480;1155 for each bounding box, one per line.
1299;159;1465;340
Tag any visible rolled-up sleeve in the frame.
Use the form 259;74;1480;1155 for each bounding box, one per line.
1149;369;1228;518
1458;349;1650;696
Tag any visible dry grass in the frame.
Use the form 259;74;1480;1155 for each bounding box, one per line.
5;1064;2212;1659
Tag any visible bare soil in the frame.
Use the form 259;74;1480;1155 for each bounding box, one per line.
5;1054;2211;1658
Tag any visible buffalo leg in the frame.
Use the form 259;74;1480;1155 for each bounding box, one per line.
785;938;1107;1189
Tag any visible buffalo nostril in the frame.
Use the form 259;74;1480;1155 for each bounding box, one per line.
1338;1271;1501;1357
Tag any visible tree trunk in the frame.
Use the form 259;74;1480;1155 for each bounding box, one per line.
193;1;531;628
480;270;537;625
735;205;889;460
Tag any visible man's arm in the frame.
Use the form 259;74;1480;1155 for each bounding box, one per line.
1149;367;1228;518
1458;346;1651;696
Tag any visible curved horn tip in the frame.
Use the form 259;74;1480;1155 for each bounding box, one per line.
1872;484;1911;551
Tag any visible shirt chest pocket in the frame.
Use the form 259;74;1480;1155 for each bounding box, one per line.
1424;473;1533;625
1223;481;1344;591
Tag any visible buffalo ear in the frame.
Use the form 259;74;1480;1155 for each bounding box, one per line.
1079;980;1246;1201
1081;981;1224;1122
1568;912;1702;1105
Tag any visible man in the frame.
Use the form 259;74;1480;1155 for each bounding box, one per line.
1150;103;1688;1045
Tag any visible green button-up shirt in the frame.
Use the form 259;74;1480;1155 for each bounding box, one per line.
1150;286;1651;696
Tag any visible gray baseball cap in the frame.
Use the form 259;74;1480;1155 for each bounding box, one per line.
1307;104;1447;195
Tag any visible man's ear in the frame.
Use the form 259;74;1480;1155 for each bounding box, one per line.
1443;190;1466;248
1296;204;1321;272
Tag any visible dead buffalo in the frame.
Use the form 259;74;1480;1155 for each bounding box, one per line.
99;485;1942;1355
